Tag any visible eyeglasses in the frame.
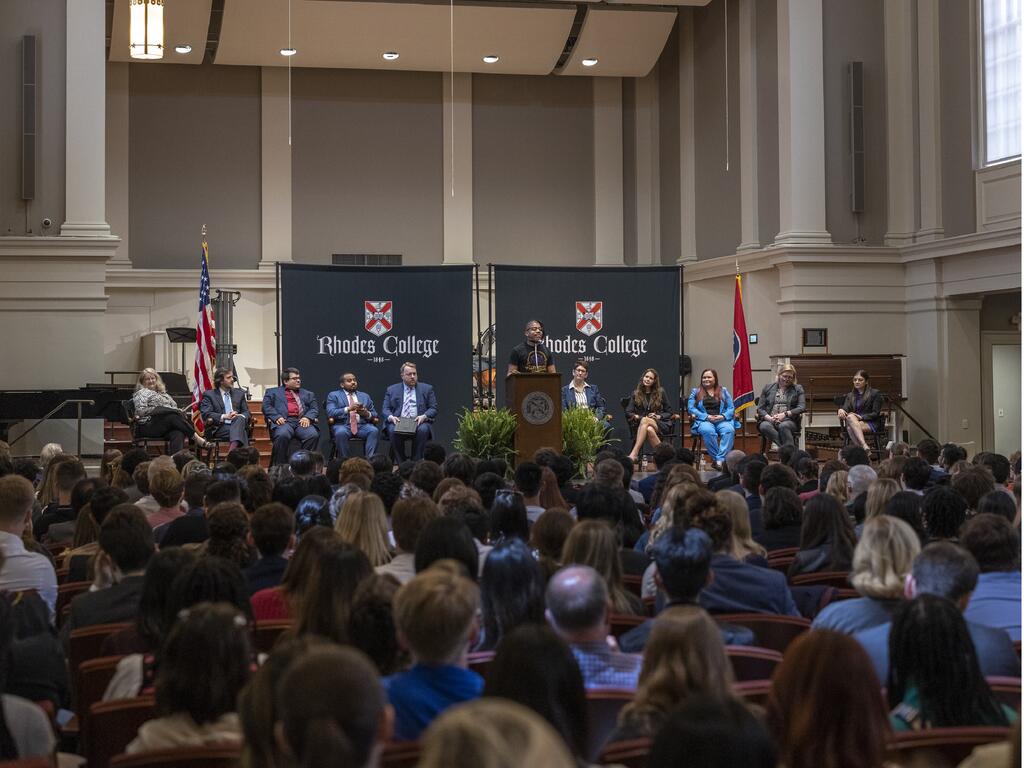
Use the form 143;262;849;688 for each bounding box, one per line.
494;488;523;498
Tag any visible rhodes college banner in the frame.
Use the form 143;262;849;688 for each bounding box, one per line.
494;265;681;440
279;264;473;447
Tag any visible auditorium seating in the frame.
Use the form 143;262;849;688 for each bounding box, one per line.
726;646;783;682
68;623;132;677
0;758;55;768
732;679;773;708
789;571;852;588
887;727;1011;767
608;613;647;639
598;737;651;768
467;650;496;679
712;614;811;654
380;741;422;768
584;689;634;760
55;580;91;623
622;574;643;597
986;676;1022;713
75;654;127;718
251;619;293;654
110;746;241;768
84;696;157;768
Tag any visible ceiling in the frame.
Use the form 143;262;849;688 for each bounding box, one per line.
107;0;707;77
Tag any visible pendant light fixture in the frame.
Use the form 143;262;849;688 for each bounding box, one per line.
129;0;164;60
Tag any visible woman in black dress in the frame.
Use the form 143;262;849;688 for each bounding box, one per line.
626;368;672;465
837;370;883;452
132;368;208;453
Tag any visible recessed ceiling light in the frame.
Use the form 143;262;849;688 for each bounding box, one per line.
482;54;499;64
280;47;297;57
382;51;400;61
581;57;598;67
174;44;192;54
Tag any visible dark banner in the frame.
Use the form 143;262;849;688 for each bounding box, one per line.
494;265;681;442
279;264;473;448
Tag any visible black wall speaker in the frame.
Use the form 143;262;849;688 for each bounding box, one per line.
22;35;36;202
848;61;864;214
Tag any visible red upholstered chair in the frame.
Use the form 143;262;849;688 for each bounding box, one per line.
732;679;773;708
55;580;91;625
887;727;1012;767
765;546;799;560
608;613;647;639
986;676;1022;713
68;623;132;677
622;574;643;598
712;613;811;654
380;741;422;768
467;651;496;680
75;654;126;718
726;646;783;682
584;689;634;761
789;571;852;588
251;619;293;654
0;757;56;768
598;737;652;768
84;696;157;768
110;746;241;768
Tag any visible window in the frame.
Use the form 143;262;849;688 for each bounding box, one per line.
981;0;1021;164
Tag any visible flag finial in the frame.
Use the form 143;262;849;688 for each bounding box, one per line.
201;223;207;238
735;258;740;277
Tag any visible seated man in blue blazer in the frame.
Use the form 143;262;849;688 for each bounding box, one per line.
199;368;250;449
325;372;379;459
262;367;320;466
382;362;438;463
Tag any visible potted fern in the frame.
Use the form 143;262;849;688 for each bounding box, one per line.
562;408;613;479
453;408;517;467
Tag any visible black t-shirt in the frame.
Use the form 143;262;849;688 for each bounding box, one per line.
509;342;555;374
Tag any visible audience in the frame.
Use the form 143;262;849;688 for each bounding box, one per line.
334;490;392;568
561;519;643;615
755;486;803;551
243;502;295;596
529;508;574;582
788;493;855;578
960;513;1021;641
384;564;483;741
477;538;545;651
0;475;58;617
545;565;642;689
812;516;920;633
378;496;440;585
718;488;767;564
489;488;530;544
887;594;1015;730
648;695;775;768
251;527;338;621
0;593;57;761
921;485;968;542
414;516;480;579
348;574;406;675
881;491;927;546
291;539;372;644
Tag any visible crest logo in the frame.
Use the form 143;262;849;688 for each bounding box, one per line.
575;301;603;336
364;300;393;337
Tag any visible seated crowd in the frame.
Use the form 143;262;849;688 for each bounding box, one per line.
0;435;1019;767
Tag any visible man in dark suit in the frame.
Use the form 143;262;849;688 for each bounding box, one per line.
60;504;154;648
325;372;380;458
381;362;438;462
199;368;250;449
619;526;755;653
855;542;1020;681
262;367;320;466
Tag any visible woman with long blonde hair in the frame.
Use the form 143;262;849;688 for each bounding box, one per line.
562;520;643;615
717;489;767;563
864;478;900;522
825;470;849;506
334;490;393;567
132;367;208;452
610;605;738;743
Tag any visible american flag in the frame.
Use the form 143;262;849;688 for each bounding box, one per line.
190;239;217;433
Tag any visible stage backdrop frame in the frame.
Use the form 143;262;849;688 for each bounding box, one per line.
277;263;474;450
492;264;682;447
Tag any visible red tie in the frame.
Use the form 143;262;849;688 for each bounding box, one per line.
349;393;358;435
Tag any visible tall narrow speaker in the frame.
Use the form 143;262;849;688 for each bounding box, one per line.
22;35;36;201
848;61;864;213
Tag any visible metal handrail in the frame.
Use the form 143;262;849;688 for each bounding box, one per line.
8;399;95;456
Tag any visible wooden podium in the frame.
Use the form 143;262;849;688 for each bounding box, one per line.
506;372;562;464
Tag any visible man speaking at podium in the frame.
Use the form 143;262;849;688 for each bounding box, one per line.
506;320;557;375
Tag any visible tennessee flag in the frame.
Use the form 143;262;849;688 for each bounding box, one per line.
732;272;755;421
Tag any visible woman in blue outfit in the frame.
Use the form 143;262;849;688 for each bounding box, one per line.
688;369;735;470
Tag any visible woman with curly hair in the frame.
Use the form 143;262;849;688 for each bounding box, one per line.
205;502;256;569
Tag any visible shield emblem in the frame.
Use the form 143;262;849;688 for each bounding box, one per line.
364;300;393;337
575;301;603;336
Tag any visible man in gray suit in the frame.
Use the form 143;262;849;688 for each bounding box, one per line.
199;368;250;449
60;504;154;649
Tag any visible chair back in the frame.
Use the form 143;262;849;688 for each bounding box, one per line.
713;613;810;654
585;689;634;761
55;579;91;622
887;727;1011;768
467;651;496;680
0;758;55;768
598;737;651;768
789;571;852;588
69;623;133;678
765;546;799;559
76;654;127;717
986;676;1022;713
380;741;422;768
622;574;643;597
251;619;293;654
84;696;157;768
109;746;241;768
726;646;783;682
732;679;773;708
608;613;646;639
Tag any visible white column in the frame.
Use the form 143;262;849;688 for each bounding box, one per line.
105;63;131;265
634;71;660;265
775;0;831;245
61;0;110;237
443;73;474;264
259;67;293;268
884;0;917;245
917;0;944;241
736;0;760;252
678;9;698;263
593;77;624;266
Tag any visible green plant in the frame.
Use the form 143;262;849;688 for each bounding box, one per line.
453;408;517;465
562;408;614;479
